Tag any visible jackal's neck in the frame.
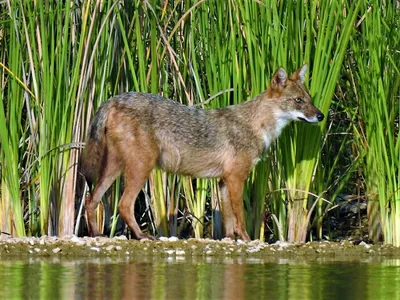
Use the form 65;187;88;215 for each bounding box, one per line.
243;93;291;149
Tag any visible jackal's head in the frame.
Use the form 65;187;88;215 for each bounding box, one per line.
269;65;324;124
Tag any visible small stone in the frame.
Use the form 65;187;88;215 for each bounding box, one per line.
175;249;185;256
114;235;128;240
248;240;262;246
34;248;41;252
52;247;61;253
168;236;179;242
95;237;109;244
115;246;122;251
221;237;234;244
275;241;291;248
159;237;169;242
71;236;86;246
90;247;100;252
70;235;80;243
165;249;175;255
359;241;371;249
251;246;262;253
105;245;115;251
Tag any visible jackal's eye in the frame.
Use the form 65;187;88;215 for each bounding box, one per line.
295;98;304;103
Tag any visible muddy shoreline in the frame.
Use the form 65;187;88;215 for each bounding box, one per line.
1;235;400;260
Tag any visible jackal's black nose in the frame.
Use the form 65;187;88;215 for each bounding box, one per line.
317;112;324;122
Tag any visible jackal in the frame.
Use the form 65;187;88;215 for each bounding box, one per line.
81;65;324;240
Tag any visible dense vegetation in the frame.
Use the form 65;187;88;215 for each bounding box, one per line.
0;0;399;244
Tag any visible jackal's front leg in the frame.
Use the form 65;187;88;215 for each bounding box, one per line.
220;175;250;241
219;180;235;239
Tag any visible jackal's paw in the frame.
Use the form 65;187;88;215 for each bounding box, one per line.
235;231;251;242
88;230;106;238
135;232;155;240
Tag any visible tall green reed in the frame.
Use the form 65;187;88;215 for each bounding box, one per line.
278;0;361;242
0;0;127;236
0;0;395;244
351;1;400;245
0;19;26;236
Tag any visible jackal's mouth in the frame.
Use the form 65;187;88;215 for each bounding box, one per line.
298;115;323;123
298;117;309;123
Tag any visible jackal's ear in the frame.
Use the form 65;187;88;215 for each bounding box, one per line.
290;64;307;83
271;67;287;89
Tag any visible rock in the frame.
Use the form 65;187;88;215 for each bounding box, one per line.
246;247;261;253
275;241;291;248
95;237;109;244
105;245;115;251
165;249;175;255
221;237;234;244
70;236;86;246
70;235;80;243
236;239;246;245
359;241;371;249
248;240;262;246
175;249;185;256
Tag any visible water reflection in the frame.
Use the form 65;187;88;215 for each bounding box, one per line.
1;256;400;299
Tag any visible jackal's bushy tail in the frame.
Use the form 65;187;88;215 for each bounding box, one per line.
81;103;110;187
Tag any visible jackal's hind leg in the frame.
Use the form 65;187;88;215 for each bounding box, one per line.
85;154;121;237
117;141;158;240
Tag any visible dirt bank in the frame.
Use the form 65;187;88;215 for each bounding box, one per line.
1;235;400;260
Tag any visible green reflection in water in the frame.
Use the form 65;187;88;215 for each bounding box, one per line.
1;257;400;300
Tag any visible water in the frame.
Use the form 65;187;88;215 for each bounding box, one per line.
1;256;400;300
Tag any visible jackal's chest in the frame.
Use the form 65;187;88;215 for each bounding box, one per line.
258;125;279;152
